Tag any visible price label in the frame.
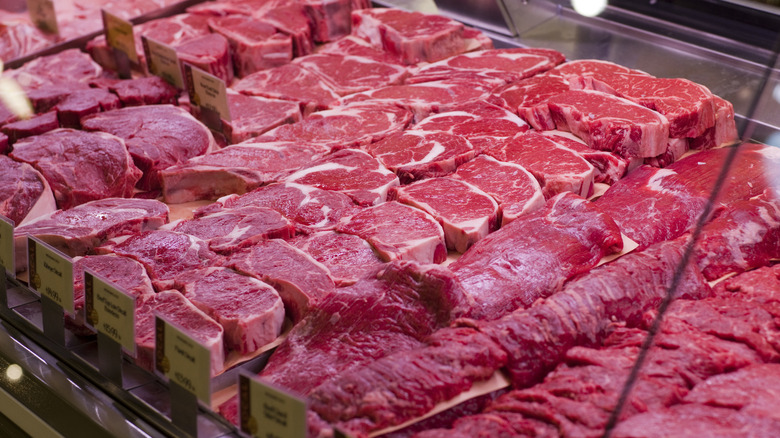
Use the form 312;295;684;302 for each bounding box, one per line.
0;215;14;278
155;315;211;405
184;63;231;124
239;373;307;438
27;0;59;35
142;36;183;89
84;271;136;355
102;10;138;64
27;236;74;314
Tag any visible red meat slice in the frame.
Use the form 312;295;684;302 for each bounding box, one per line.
224;239;336;322
454;155;544;225
9;129;141;209
690;95;738;150
365;130;477;183
283;149;399;206
255;3;314;57
2;111;59;144
233;63;338;115
217;92;302;144
208;15;292;77
55;88;120;129
486;130;596;199
685;364;780;420
160;142;328;204
542;130;629;185
290;231;384;286
177;267;285;354
316;35;403;63
303;0;353;43
337;201;447;264
90;76;178;107
452;192;622;319
0;156;56;226
72;254;155;312
5;49;102;90
389;177;499;253
177;33;234;84
294;52;409;96
171;206;295;254
489;73;570;130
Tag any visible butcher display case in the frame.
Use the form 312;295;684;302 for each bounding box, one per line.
2;0;780;437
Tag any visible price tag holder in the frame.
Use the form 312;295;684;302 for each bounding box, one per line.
102;10;137;78
142;36;183;89
183;63;231;132
27;236;73;344
0;215;14;280
155;314;211;436
26;0;59;35
84;271;136;386
239;373;307;438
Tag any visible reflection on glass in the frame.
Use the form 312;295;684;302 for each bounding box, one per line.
572;0;608;17
6;364;23;382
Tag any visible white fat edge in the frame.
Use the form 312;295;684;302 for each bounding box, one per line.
285;162;355;181
543;130;588;145
645;168;680;192
18;176;58;227
283;182;325;213
397;131;450;165
396;234;445;264
366;177;401;204
159;218;185;231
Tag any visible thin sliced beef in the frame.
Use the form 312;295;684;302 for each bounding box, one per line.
337;201;447;264
290;231;384;286
451;192;623;320
283;149;399;206
160;142;328;204
389;177;499;253
224;239;335;322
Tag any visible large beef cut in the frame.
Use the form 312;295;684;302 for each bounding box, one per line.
685;364;780;418
486;130;596;199
255;3;315;57
217;92;302;144
134;291;224;376
389;177;499;253
218;261;469;424
81;105;217;191
160;142;328;204
690;95;738;149
283;149;399;206
9;129;141;209
90;76;178;107
453;155;544;225
5;49;102;91
196;182;359;233
451;192;623;320
176;33;234;84
365;130;477;183
408;47;565;84
542;89;671;158
103;230;220;291
351;8;472;64
0;155;56;226
294;52;409;96
14;198;168;273
489;73;571;130
290;231;384;286
303;0;353;43
224;239;336;322
169;206;295;254
254;102;412;150
177;267;285;354
232;63;340;114
337;201;447;264
1;111;59;144
207;15;293;77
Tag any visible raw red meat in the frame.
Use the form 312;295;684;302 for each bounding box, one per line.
224;239;336;322
72;254;155;312
542;130;629;185
283;149;399;206
408;47;565;84
5;49;102;90
713;264;780;306
14;198;168;272
255;102;412;150
351;8;469;64
90;76;178;107
294;52;410;96
0;156;56;226
453;155;544;225
1;111;59;144
337;201;447;264
177;267;285;354
486;130;596;198
489;73;570;130
104;230;220;291
255;3;314;57
160;142;328;204
552;59;651;94
208;15;292;77
177;33;234;84
543;89;671;158
303;0;353;43
685;364;780;420
219;92;302;144
197;182;359;233
23;83;92;114
316;35;403;63
290;231;384;286
389;177;499;253
340;79;497;122
81;105;217;191
170;206;295;253
0;20;55;62
451;192;623;320
693;194;780;280
309;327;507;437
9;129;141;209
0;133;7;154
365;130;477;183
134;291;224;375
690;95;738;149
233;63;339;114
55;89;120;129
